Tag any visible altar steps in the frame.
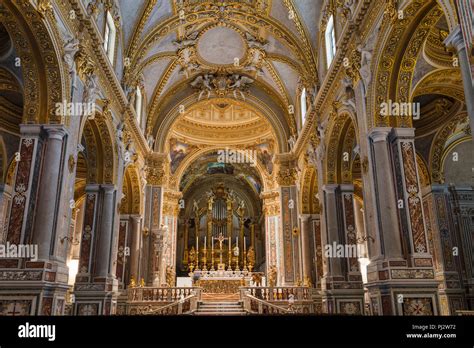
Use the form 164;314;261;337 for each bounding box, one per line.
194;301;247;315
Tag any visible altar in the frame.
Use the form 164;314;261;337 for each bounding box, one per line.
196;278;243;294
191;269;261;296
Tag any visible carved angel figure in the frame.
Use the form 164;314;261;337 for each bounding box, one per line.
173;31;199;49
245;32;268;49
229;74;254;100
190;74;213;100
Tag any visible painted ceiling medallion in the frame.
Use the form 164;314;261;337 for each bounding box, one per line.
197;27;246;66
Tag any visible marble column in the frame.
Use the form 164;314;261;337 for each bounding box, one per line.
93;184;117;279
6;124;43;245
445;25;474;139
320;184;364;314
364;128;438;315
423;185;465;314
321;184;343;278
300;214;313;285
368;128;403;260
279;184;300;285
129;215;141;281
0;183;12;243
32;126;68;261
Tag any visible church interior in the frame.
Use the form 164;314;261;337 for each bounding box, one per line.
0;0;473;317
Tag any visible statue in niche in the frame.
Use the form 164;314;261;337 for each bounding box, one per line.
193;199;200;213
306;142;318;168
288;135;296;150
63;35;80;75
315;121;327;161
82;75;100;117
147;135;155;149
356;22;380;95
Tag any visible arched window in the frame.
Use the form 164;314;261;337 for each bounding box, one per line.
300;87;307;126
325;15;336;68
104;11;116;63
135;86;143;128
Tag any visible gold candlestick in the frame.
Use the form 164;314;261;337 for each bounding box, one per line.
202;247;207;271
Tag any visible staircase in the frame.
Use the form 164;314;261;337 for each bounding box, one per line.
194;301;247;315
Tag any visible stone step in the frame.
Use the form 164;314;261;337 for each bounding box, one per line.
194;312;247;316
195;300;246;315
197;307;243;311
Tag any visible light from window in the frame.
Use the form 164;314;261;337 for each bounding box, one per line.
104;11;116;63
300;87;307;125
135;86;142;126
325;15;336;69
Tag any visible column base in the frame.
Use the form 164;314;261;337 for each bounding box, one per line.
73;276;119;315
321;275;364;314
366;259;440;315
436;271;468;314
0;259;69;315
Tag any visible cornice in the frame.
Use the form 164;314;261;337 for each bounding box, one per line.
293;0;373;158
59;0;149;155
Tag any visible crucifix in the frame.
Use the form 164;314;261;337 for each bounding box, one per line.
212;233;229;267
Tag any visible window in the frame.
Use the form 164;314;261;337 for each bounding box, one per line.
325;15;336;68
135;86;142;127
300;88;307;126
104;11;116;63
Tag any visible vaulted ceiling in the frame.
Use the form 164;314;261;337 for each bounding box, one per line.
119;0;322;144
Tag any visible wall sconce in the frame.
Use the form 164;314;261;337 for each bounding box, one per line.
143;227;149;237
59;236;80;245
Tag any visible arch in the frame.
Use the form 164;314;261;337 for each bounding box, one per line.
79;112;118;185
416;152;431;188
153;96;290;154
429;112;468;183
325;112;359;184
174;146;270;194
369;1;445;128
1;0;68;124
440;136;473;184
411;68;464;103
300;166;319;214
120;164;142;215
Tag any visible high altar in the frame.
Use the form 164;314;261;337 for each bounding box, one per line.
177;183;262;295
179;183;259;273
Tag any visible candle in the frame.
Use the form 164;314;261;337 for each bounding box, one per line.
204;236;207;248
196;236;198;252
244;236;246;253
236;236;238;247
